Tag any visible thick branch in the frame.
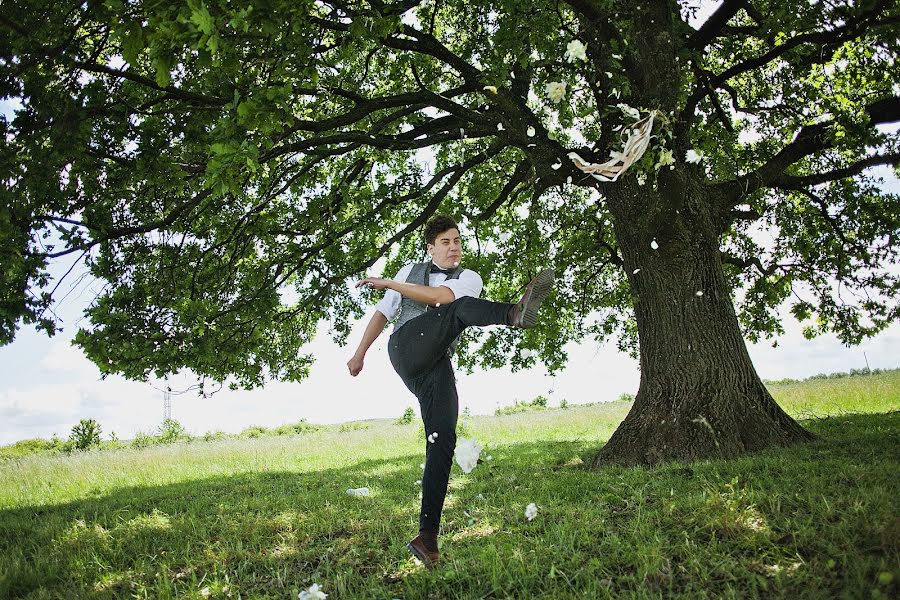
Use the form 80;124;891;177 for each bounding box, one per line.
718;97;900;203
685;0;750;51
770;153;900;190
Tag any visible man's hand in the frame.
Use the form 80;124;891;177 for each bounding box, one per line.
347;353;365;377
355;277;392;290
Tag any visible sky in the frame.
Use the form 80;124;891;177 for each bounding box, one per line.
2;1;898;446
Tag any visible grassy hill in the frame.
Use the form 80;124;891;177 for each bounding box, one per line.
1;370;898;598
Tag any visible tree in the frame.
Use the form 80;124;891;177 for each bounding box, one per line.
69;418;102;451
1;1;897;466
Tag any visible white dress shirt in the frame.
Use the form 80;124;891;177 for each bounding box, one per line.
374;263;484;322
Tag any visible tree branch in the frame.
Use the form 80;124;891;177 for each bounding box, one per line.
718;96;900;203
685;0;750;51
720;251;778;277
770;153;900;190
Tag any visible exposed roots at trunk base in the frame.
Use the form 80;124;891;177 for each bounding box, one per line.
590;390;816;469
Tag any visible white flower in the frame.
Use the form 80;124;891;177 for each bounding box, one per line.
564;39;587;62
544;81;567;103
655;148;675;170
455;437;483;473
346;487;369;496
685;149;704;164
200;588;211;598
695;290;704;297
551;161;562;170
497;122;505;131
299;584;327;600
483;85;498;94
612;53;623;60
617;103;640;120
527;126;536;137
636;171;647;186
650;239;659;250
525;503;538;521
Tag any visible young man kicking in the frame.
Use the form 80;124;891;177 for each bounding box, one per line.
347;214;554;569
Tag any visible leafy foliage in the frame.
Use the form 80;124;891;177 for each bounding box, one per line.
68;418;102;451
156;418;190;444
0;0;897;390
395;406;416;424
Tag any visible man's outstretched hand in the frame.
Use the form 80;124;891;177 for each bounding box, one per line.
355;277;391;290
347;353;365;377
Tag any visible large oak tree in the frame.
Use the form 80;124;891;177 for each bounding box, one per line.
1;0;897;465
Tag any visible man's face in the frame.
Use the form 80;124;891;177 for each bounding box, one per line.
427;228;462;268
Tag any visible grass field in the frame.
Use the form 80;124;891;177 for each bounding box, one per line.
1;370;898;598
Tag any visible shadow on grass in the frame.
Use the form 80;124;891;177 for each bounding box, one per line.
1;411;897;599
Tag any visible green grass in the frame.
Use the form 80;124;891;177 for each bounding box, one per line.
1;371;898;598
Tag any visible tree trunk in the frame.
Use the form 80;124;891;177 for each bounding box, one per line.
593;174;814;468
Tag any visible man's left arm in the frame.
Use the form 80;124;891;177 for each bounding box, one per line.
354;277;455;306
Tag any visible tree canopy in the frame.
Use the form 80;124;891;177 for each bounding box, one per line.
1;0;898;391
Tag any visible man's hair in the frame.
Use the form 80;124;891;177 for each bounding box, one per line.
424;214;459;247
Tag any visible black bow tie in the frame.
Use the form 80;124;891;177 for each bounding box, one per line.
430;263;454;274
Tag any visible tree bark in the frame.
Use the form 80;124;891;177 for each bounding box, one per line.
593;172;814;467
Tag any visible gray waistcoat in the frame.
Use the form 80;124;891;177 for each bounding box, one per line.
394;261;464;353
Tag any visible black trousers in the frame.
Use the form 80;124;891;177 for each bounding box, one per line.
388;296;512;534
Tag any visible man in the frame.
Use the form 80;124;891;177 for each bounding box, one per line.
347;214;554;569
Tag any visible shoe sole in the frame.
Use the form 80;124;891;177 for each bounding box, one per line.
521;269;555;328
407;542;438;569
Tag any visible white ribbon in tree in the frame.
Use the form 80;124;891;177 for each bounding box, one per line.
568;110;658;182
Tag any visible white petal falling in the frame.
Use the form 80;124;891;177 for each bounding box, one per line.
566;176;572;184
551;162;562;170
483;85;498;94
650;239;659;250
695;290;704;297
497;122;505;131
567;111;657;182
633;268;641;274
455;437;484;473
527;126;536;137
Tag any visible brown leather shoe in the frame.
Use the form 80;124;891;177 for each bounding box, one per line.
407;534;439;569
509;269;555;328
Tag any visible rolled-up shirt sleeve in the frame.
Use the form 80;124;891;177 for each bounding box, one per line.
439;269;483;300
373;264;413;322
